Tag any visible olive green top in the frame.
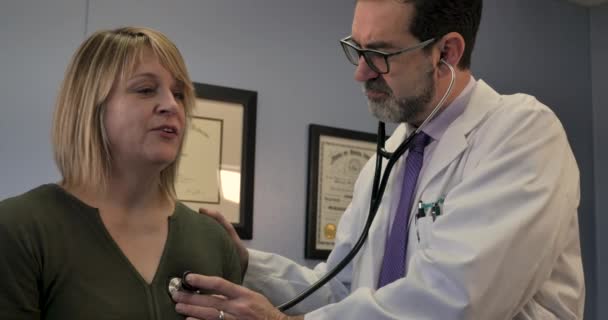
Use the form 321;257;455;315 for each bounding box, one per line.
0;184;242;320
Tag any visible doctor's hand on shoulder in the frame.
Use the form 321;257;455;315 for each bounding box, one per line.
199;208;249;272
172;273;302;320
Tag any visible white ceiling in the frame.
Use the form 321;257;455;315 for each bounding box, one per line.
566;0;608;6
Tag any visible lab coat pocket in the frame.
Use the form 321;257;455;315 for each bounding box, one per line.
416;216;433;249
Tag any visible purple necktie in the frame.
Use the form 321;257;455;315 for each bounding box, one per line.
377;131;431;288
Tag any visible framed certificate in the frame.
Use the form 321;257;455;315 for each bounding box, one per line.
305;124;377;259
176;82;257;239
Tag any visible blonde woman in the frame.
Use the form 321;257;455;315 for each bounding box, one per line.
0;27;241;319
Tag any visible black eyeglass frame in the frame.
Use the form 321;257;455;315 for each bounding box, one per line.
339;36;436;74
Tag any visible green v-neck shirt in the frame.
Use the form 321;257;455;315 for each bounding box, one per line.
0;184;242;319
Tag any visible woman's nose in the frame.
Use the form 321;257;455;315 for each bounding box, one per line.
156;89;178;115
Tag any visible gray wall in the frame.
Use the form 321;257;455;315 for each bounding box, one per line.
591;4;608;320
0;0;599;318
0;0;85;195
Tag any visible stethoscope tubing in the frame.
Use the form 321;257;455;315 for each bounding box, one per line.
278;61;455;311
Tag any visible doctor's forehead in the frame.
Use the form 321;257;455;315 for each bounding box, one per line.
351;0;416;47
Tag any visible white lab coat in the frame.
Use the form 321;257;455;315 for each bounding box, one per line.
244;80;585;319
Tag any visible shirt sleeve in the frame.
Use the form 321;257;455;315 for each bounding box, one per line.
243;249;351;316
242;160;376;316
0;199;42;319
221;228;243;285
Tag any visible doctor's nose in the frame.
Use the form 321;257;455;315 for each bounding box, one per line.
354;55;380;82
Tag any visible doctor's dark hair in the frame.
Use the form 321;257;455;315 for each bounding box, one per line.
52;26;195;198
400;0;483;69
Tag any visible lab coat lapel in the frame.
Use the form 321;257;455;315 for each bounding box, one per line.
416;126;467;193
364;80;501;285
416;80;501;194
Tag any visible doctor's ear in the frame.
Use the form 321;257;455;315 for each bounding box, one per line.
435;32;465;70
439;52;448;66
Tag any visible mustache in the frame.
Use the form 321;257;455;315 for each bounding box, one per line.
363;78;392;95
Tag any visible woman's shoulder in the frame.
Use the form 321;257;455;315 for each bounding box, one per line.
0;184;73;248
172;202;243;283
0;184;64;222
173;202;229;238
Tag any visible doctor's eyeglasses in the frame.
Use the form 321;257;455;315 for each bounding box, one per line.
339;36;435;74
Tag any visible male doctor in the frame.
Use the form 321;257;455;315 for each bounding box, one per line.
173;0;586;319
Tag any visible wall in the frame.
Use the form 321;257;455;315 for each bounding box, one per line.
0;0;598;317
591;4;608;319
0;0;85;195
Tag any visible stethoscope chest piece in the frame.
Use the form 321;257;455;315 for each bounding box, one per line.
167;277;183;296
167;271;200;297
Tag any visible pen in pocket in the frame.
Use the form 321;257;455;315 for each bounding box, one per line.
415;201;426;242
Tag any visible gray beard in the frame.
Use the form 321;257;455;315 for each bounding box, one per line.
364;70;435;124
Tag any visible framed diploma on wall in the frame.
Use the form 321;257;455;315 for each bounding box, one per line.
305;124;377;259
176;82;257;239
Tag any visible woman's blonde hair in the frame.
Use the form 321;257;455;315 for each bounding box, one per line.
52;26;195;198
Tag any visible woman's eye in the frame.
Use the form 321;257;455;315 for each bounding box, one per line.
173;92;185;101
136;87;156;95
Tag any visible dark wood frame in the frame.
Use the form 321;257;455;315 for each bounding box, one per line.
305;124;377;259
191;82;257;239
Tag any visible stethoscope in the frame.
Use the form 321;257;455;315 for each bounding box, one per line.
167;60;456;312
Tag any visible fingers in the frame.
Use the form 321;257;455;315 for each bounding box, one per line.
199;208;234;232
183;274;246;300
173;291;227;310
173;292;230;320
176;302;233;320
173;292;236;320
199;208;241;240
173;277;284;320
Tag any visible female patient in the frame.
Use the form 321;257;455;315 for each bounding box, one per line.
0;26;241;319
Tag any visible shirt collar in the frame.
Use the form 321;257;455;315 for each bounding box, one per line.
422;76;477;141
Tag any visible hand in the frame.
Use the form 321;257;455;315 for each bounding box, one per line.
172;274;303;320
199;208;249;272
